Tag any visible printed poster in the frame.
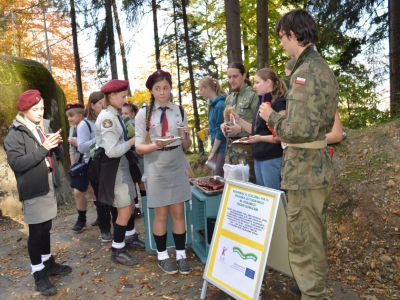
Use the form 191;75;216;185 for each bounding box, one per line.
203;180;283;300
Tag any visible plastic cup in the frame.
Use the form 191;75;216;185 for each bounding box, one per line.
177;127;187;139
197;129;207;141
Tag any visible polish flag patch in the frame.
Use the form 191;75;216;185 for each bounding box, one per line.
295;77;306;85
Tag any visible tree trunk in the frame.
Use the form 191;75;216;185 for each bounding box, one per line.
389;0;400;117
152;0;161;70
111;0;131;95
105;0;118;79
243;26;249;68
224;0;242;64
172;0;182;106
256;0;268;69
181;0;204;153
69;0;83;103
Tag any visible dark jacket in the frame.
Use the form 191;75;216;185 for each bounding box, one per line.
208;95;226;152
3;115;63;201
251;93;286;161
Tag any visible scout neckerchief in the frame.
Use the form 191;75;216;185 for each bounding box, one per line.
117;115;128;141
158;106;169;137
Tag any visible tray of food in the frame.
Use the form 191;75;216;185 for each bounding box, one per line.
190;176;225;195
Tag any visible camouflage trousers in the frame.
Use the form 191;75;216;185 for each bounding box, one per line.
225;138;255;183
286;187;331;300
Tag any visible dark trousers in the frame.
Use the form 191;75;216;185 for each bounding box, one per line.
28;220;52;265
95;202;117;233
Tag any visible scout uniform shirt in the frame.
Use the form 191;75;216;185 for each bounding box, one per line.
95;106;131;158
135;101;187;147
224;83;258;138
268;45;339;190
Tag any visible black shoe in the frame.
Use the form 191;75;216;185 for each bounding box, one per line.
101;231;112;242
176;258;191;275
110;248;138;265
33;268;57;296
72;219;86;232
158;258;178;274
134;207;142;218
43;256;72;276
289;283;302;299
91;218;99;226
125;232;145;250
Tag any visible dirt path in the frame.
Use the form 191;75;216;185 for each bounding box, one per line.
0;202;360;300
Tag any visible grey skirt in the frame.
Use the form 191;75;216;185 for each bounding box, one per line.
113;155;137;208
23;173;57;224
143;146;191;208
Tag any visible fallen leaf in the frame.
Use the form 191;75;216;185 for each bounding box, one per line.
120;275;128;284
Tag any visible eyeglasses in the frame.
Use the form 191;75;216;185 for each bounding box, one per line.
278;33;286;41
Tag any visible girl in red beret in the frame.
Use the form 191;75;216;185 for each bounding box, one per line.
3;90;71;296
121;102;145;218
135;70;192;275
79;91;116;241
94;80;144;266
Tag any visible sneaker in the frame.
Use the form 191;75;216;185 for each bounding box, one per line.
43;256;72;276
91;218;99;226
72;220;86;232
101;232;112;242
125;232;145;250
289;283;302;299
33;268;57;296
134;207;142;218
176;258;191;275
158;258;178;274
110;248;138;266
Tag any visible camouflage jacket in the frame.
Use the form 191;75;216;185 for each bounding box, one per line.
225;84;258;138
268;45;339;190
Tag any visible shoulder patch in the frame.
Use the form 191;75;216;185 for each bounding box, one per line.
102;119;113;128
295;77;306;85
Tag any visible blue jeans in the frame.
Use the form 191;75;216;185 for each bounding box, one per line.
254;157;282;190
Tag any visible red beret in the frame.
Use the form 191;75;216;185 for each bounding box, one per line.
123;102;138;114
64;103;84;112
145;69;172;89
17;90;42;111
101;79;129;94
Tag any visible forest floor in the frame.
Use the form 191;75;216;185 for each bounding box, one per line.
0;119;399;300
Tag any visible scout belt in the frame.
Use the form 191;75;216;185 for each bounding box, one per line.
286;138;327;149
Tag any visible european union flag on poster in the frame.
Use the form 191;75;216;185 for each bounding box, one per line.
245;268;255;279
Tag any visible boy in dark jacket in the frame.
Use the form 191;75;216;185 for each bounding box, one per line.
3;90;72;296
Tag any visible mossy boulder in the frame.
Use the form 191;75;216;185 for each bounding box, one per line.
0;55;71;217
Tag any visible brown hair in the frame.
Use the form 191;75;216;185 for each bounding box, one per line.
198;77;227;96
285;58;297;73
145;76;173;143
85;91;104;121
66;107;84;117
275;9;319;47
255;68;287;103
228;61;246;75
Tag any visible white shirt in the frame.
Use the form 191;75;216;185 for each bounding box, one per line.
77;119;96;163
135;101;187;148
95;106;131;158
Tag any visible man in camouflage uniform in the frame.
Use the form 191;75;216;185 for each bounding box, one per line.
221;62;258;183
259;9;339;300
